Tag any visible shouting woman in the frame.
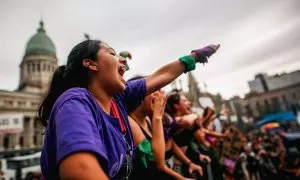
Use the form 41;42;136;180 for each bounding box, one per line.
38;40;219;179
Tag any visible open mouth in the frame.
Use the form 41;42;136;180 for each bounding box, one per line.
187;105;192;111
118;66;126;77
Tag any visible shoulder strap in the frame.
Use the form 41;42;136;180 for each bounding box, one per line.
111;101;126;133
130;116;152;140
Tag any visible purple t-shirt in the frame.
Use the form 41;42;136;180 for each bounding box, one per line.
40;79;146;179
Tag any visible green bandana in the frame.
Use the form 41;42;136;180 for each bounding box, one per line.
136;139;154;168
119;52;130;71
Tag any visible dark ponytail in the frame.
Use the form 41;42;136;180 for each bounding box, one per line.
38;40;102;127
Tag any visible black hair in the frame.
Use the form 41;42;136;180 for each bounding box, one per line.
38;40;102;127
165;92;181;117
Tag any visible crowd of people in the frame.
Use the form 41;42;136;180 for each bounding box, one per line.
36;39;300;180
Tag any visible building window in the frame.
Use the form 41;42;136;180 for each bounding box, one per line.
32;63;36;72
3;135;9;149
271;97;281;112
256;102;260;109
292;92;297;99
245;104;253;117
31;102;39;107
18;101;27;107
27;63;30;73
37;63;40;72
4;100;13;106
256;102;262;115
34;135;37;145
282;95;289;110
264;100;270;114
47;65;50;72
19;136;24;147
34;118;38;129
43;64;46;71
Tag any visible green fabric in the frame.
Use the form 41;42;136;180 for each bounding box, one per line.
119;52;130;71
125;63;130;71
136;139;155;168
179;55;196;73
119;52;129;58
190;139;199;152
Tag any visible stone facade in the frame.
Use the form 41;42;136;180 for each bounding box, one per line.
228;73;300;121
246;83;300;118
248;70;300;93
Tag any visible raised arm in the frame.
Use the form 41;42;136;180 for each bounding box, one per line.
145;44;220;95
150;91;167;170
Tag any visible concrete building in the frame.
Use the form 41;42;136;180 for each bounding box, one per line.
245;82;300;118
248;71;300;93
0;20;58;152
227;71;300;121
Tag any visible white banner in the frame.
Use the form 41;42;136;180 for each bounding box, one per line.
0;114;24;134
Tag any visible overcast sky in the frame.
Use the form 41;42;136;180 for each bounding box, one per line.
0;0;299;99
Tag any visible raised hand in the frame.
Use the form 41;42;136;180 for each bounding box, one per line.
199;154;211;163
188;162;203;177
151;91;167;121
191;44;220;64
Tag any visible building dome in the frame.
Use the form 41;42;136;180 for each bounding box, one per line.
25;21;56;57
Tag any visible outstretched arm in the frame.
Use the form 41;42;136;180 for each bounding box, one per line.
145;44;220;95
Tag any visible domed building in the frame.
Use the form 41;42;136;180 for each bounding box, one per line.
0;21;58;154
19;20;58;94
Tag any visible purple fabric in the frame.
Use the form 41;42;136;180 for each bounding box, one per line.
163;114;179;141
40;79;146;180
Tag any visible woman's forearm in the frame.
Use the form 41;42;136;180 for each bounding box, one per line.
146;60;186;95
151;117;165;169
171;140;192;166
145;44;220;95
204;129;225;138
163;165;185;180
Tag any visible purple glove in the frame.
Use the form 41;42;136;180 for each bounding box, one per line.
191;44;220;64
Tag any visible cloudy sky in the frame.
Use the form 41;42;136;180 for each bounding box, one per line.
0;0;299;99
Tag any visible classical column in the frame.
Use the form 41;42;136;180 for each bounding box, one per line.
24;117;34;148
28;117;34;148
8;133;20;150
36;122;44;147
0;134;3;151
14;133;21;150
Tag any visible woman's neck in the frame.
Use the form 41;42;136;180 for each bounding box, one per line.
131;108;147;126
88;84;112;114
